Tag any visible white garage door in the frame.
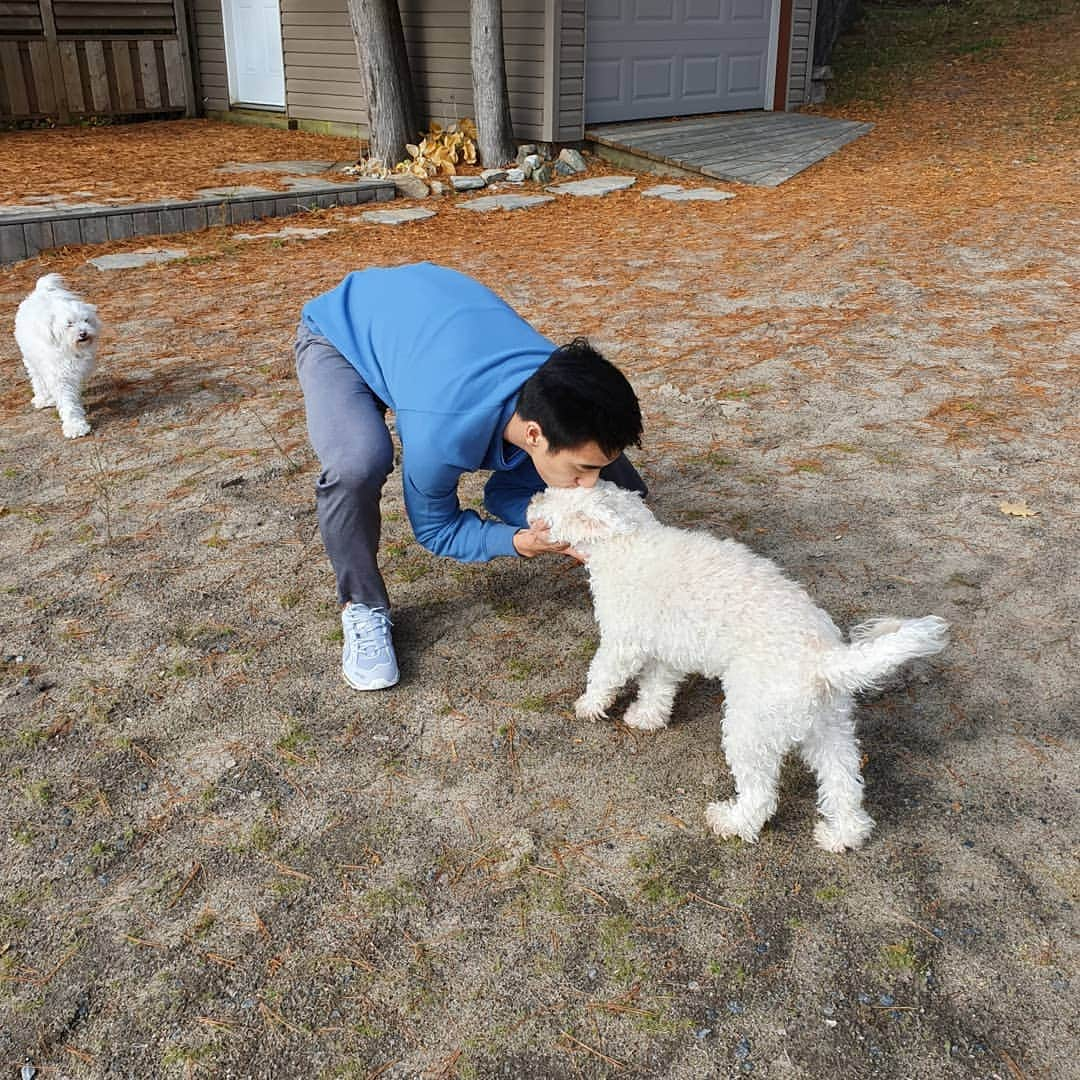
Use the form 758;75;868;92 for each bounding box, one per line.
586;0;775;124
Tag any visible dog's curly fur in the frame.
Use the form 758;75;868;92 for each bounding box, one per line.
14;274;101;439
528;481;949;852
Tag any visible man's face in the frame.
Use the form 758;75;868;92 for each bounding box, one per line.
529;432;617;489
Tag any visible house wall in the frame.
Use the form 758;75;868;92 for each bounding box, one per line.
281;0;367;127
555;0;583;141
192;0;227;111
787;0;816;108
398;0;547;143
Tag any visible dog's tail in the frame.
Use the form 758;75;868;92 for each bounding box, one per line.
819;616;949;695
36;273;67;292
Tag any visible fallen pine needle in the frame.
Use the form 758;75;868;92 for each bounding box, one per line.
558;1030;624;1069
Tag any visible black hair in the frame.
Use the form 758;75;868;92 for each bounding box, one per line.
515;337;643;457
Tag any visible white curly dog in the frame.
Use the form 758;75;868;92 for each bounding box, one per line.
14;273;101;438
527;481;949;852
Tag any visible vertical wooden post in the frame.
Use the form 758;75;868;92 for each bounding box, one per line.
171;0;198;116
36;0;70;122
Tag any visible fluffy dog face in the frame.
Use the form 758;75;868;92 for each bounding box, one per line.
50;297;100;356
527;480;655;547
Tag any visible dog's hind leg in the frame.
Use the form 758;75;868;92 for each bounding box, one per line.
705;682;792;844
623;659;682;732
798;698;875;852
575;637;643;721
20;353;55;409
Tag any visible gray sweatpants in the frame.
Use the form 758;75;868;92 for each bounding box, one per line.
295;321;646;610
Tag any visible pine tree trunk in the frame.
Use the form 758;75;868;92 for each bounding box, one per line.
345;0;419;167
470;0;516;167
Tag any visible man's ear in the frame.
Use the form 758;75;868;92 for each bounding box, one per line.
523;420;545;449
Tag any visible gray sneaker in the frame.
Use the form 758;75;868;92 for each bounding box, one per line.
341;604;399;690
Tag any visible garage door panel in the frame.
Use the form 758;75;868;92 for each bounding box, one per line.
586;0;774;122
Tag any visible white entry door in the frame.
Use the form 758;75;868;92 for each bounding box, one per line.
586;0;775;124
223;0;286;108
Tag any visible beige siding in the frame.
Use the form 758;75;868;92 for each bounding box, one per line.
281;0;366;125
196;0;554;139
400;0;547;143
192;0;228;111
787;0;816;109
556;0;583;140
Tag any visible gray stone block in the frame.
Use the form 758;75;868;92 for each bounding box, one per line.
107;214;135;241
159;208;184;234
131;210;160;237
1;223;28;263
182;206;209;232
228;201;255;225
24;220;55;256
81;216;108;245
52;216;83;248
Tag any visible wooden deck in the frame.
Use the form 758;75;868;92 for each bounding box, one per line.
585;112;874;188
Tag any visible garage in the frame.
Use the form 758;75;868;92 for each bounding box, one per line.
585;0;778;124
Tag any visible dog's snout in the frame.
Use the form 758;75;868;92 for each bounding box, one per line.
77;329;92;341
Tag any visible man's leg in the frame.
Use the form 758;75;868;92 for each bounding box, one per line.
295;322;394;610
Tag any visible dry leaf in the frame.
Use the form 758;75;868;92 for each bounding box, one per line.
999;500;1037;517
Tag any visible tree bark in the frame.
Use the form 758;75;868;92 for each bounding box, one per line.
345;0;419;167
470;0;516;167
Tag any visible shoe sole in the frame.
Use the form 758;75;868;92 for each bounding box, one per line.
342;670;399;692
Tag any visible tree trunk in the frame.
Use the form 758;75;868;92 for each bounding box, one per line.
470;0;516;167
345;0;419;167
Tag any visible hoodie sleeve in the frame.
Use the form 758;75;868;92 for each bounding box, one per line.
483;457;546;529
402;460;519;561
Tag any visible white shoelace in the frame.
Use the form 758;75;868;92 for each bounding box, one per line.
345;606;393;658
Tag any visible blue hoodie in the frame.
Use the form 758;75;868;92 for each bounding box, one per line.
302;263;554;562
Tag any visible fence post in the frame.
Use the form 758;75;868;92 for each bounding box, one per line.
171;0;198;117
36;0;70;122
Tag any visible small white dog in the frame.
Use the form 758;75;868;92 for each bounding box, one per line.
14;273;101;438
527;481;949;852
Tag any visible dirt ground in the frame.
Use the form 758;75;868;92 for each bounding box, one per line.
1;11;1077;1080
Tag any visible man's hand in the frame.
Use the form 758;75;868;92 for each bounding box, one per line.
514;520;585;562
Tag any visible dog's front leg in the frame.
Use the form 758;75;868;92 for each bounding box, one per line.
54;382;91;438
575;637;641;721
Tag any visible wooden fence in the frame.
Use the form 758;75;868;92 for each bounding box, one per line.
0;0;196;122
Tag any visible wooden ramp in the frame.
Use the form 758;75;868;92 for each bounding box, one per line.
586;112;874;188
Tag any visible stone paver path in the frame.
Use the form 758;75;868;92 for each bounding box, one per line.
359;207;437;225
458;194;555;213
86;247;189;270
641;184;736;202
234;226;336;242
545;175;638;196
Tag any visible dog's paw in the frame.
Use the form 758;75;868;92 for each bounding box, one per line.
705;801;760;844
623;702;669;732
813;815;874;853
31;395;55;410
62;418;92;438
574;694;609;722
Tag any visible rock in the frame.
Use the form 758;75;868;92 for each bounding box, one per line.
429;181;447;196
458;194;555;213
546;175;637;197
360;207;437;225
88;248;189;271
558;147;588;173
451;175;486;191
391;173;429;199
522;153;543;174
516;144;538;164
481;169;508;183
555;160;577;176
506;168;526;183
533;163;554;184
